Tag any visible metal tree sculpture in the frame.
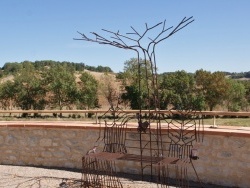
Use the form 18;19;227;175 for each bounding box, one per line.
76;17;205;188
75;16;194;157
75;16;194;114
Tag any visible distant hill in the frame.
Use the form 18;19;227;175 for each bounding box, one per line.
223;71;250;79
162;71;250;80
1;61;249;80
0;60;113;77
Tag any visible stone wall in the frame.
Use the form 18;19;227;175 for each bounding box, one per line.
194;134;250;187
0;123;249;188
0;126;98;169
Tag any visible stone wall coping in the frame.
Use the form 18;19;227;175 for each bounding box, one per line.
0;121;249;138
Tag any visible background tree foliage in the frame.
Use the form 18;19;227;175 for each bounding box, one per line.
1;60;113;76
120;58;153;110
77;72;99;110
0;81;16;110
0;60;249;112
225;79;246;111
241;80;250;111
13;62;46;111
195;70;230;111
160;71;205;110
99;73;121;110
42;64;77;110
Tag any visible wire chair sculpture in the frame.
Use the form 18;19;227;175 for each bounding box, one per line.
155;110;204;187
81;107;133;188
76;16;204;188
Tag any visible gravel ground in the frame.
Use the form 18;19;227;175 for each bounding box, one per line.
0;165;160;188
0;165;231;188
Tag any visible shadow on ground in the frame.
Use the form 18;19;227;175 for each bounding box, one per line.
0;166;236;188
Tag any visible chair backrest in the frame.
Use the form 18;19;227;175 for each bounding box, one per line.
166;110;204;159
102;120;128;153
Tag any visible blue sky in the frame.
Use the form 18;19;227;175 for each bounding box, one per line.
0;0;249;73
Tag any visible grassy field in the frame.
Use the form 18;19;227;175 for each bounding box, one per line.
202;117;250;127
0;114;249;127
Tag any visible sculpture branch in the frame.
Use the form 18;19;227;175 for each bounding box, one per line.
75;16;194;70
155;16;194;44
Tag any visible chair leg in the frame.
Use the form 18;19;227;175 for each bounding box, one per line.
190;160;204;188
81;156;123;188
155;164;166;187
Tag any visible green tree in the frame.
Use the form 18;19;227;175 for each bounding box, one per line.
121;58;151;85
2;62;22;74
241;80;250;111
77;72;99;110
120;58;153;109
13;62;46;111
0;80;17;110
195;70;230;111
122;85;149;109
159;71;205;110
225;79;246;111
43;64;77;111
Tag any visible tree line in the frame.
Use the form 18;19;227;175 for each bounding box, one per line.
0;59;249;113
118;58;250;112
0;60;113;77
0;62;100;115
225;71;250;79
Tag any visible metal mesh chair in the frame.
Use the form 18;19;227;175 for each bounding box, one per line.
155;110;204;188
81;110;129;188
